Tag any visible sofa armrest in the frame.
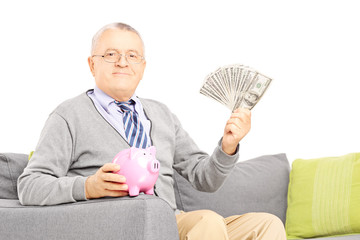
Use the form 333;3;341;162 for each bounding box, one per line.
0;195;179;240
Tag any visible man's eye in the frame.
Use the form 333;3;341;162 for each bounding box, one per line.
128;53;138;59
106;52;117;57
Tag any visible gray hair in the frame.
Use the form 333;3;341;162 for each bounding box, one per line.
91;22;145;56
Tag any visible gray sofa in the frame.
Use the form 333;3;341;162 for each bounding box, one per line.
0;152;359;240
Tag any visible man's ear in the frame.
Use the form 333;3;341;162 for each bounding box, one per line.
139;60;146;81
143;60;147;70
88;57;95;77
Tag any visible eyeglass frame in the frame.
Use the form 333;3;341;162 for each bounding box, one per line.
92;50;145;64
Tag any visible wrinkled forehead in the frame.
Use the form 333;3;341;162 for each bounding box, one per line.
94;29;144;55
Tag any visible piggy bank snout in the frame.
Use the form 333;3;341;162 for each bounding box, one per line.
148;159;160;173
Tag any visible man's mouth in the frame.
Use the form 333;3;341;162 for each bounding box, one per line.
113;72;131;75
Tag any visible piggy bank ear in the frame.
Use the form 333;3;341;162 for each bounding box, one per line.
148;146;156;156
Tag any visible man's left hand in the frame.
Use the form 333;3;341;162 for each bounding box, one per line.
221;108;251;155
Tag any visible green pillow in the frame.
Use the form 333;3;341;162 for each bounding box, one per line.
286;153;360;239
28;151;34;160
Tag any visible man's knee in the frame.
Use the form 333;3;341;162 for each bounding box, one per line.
195;210;226;225
257;212;284;227
248;213;286;239
255;212;286;238
178;210;228;240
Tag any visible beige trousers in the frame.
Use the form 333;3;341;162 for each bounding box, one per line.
176;210;287;240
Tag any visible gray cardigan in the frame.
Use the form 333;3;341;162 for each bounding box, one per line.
17;91;239;210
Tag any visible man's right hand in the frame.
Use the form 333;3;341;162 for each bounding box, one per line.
85;163;129;199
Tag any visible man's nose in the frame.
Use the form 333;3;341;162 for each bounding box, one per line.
115;54;128;67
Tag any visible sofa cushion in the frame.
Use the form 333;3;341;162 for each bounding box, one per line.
286;153;360;239
0;153;28;199
0;195;179;240
173;153;290;224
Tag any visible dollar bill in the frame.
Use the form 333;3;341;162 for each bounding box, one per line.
199;64;272;111
238;72;272;110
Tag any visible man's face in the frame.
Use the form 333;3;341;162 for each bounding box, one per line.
88;29;146;101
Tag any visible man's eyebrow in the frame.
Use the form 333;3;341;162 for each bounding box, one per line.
105;48;141;54
106;48;119;52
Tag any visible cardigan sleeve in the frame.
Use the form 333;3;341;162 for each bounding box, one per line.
17;112;87;205
171;113;239;192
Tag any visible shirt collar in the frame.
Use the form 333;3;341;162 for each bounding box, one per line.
93;86;142;113
93;86;115;112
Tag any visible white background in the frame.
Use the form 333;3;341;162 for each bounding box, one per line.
0;0;359;164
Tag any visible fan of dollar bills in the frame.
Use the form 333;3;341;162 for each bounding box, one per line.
200;64;272;111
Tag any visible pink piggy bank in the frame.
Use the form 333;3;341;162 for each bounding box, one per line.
112;146;160;196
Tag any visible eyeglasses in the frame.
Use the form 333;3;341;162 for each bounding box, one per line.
92;50;144;64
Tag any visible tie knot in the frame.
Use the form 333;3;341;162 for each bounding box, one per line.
114;99;135;112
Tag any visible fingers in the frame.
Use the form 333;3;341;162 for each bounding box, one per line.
233;107;250;114
222;108;252;155
99;163;126;183
224;125;237;140
225;121;239;133
105;190;129;197
98;165;128;190
226;110;251;129
230;108;251;128
85;163;129;199
103;181;128;191
101;163;120;173
223;108;251;139
226;118;242;130
231;108;251;119
101;172;126;183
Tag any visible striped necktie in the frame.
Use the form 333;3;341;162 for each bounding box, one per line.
114;99;148;148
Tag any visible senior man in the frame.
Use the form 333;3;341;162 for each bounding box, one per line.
18;22;286;240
